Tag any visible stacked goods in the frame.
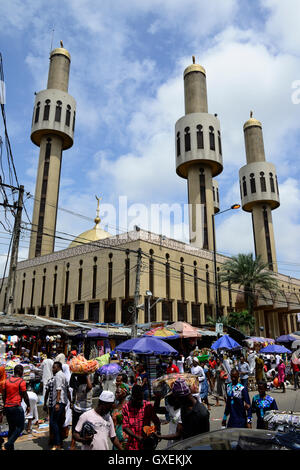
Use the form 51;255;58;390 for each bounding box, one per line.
69;354;99;375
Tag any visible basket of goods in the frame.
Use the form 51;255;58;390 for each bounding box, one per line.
69;354;99;375
143;426;159;450
152;373;199;397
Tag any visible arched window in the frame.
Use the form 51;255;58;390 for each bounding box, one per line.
250;173;256;193
242;176;247;196
65;104;71;127
269;172;275;193
216;187;219;203
176;132;181;157
72;111;76;131
43;99;51;121
218;130;222;155
209;126;215;151
260;171;266;192
184;127;191;152
55;100;62;122
213;185;216;202
196;125;204;149
275;175;279;195
34;102;40;123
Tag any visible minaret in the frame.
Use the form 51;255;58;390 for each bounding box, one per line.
29;42;76;258
239;112;280;271
175;57;223;249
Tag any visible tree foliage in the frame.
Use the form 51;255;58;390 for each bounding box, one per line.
219;253;278;316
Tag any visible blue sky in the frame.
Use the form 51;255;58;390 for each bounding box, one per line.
1;0;300;279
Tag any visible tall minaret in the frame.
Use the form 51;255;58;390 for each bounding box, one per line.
29;42;76;258
239;113;280;271
175;57;223;249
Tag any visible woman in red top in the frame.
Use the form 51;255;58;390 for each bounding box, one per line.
3;364;30;450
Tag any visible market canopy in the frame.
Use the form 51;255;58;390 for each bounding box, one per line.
275;334;299;343
245;336;275;345
211;334;242;351
260;344;291;354
115;336;178;356
143;326;180;340
168;321;201;338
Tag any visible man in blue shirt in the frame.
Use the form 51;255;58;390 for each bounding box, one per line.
222;368;252;429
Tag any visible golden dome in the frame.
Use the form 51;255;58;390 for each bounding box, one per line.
243;111;262;131
50;47;71;61
184;56;206;78
68;196;111;248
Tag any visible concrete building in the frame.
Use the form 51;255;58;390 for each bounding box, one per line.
29;44;76;259
0;51;300;338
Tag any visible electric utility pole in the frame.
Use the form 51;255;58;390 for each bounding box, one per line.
1;183;24;315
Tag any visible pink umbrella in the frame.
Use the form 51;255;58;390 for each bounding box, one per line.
168;322;202;338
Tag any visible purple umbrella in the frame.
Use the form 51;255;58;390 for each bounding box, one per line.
276;334;299;343
87;328;108;338
260;344;291;354
98;363;122;375
211;334;242;351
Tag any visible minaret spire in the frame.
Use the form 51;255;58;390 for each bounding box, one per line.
29;43;76;258
175;57;223;250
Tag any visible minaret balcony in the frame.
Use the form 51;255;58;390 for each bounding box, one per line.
31;89;76;150
239;161;280;212
175;113;223;178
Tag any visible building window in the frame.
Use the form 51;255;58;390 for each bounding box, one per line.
65;105;71;127
92;262;97;300
104;300;116;323
78;266;83;301
64;269;69;305
194;266;198;304
166;259;170;300
199;169;208;249
196;125;204;149
72;111;76;131
209;126;215;151
269;172;275;193
242;176;247;197
177;301;187;322
218;130;222;155
20;279;25;311
275;175;279;195
125;255;130;299
30;276;35;309
43;99;51;121
55;100;62;122
180;262;185;301
206;265;210;304
162;300;172;321
149;251;154;296
260;172;266;192
250;173;256;193
192;304;200;326
184;127;191;152
176;132;181;157
52;272;57;305
108;260;113;300
263;206;273;270
34;102;40;123
41;274;46;308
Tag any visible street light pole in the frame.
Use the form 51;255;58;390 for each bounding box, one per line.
212;204;240;320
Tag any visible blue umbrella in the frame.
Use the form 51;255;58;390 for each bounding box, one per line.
276;334;298;343
211;334;242;351
260;344;291;354
115;336;178;356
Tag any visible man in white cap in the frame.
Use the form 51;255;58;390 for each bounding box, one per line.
190;358;205;401
73;391;123;450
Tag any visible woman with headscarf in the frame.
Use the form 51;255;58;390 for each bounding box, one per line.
255;355;265;384
55;353;66;365
112;384;129;449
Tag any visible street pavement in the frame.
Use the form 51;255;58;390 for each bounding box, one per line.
6;386;300;451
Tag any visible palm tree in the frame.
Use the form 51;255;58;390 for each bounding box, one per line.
219;253;279;316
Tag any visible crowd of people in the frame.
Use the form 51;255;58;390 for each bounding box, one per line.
0;343;299;451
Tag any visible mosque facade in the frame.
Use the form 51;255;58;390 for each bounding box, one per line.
1;45;300;338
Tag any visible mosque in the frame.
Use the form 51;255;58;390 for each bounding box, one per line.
1;45;300;338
